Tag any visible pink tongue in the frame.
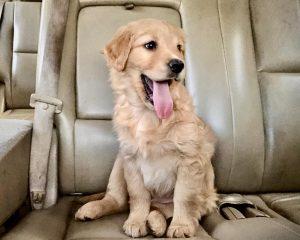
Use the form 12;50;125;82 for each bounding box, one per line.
153;81;173;119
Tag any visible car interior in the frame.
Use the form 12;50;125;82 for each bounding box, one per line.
0;0;299;239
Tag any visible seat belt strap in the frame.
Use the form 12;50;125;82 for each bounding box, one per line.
29;0;69;210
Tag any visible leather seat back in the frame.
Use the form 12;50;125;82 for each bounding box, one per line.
250;0;300;191
0;1;41;110
57;0;300;194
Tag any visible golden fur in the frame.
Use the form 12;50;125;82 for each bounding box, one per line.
75;19;217;238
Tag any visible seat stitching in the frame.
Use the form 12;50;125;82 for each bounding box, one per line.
270;195;300;206
216;0;236;190
13;51;37;54
248;0;267;192
9;2;15;108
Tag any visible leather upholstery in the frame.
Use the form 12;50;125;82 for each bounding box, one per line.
250;0;300;72
204;214;300;240
203;195;300;240
261;193;300;225
0;109;34;120
0;84;5;113
12;2;40;109
3;196;299;239
177;0;237;192
3;197;214;240
215;0;265;192
193;0;300;193
258;73;300;191
0;2;14;108
74;120;118;193
250;0;300;191
0;119;32;225
0;2;40;110
2;197;73;240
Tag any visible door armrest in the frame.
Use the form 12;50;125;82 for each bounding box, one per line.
0;119;32;225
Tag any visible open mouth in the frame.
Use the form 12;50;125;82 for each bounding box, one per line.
140;74;174;119
141;74;172;105
141;74;154;105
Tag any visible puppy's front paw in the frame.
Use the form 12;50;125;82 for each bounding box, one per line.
123;218;148;238
75;201;102;221
167;220;197;238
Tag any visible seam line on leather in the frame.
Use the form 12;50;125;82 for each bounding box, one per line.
248;0;267;192
74;119;77;193
9;2;15;108
216;0;236;190
13;51;38;54
270;196;300;206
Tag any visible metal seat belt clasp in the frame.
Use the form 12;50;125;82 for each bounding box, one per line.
30;93;63;113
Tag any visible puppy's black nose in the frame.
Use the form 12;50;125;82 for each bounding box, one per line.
168;59;184;74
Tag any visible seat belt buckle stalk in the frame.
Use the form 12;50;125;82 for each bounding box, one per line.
218;194;270;220
30;93;63;113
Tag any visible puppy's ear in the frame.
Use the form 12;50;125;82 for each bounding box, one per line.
104;26;134;71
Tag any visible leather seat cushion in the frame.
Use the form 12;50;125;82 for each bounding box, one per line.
202;195;300;240
4;195;300;240
203;215;300;240
261;193;300;225
2;197;213;240
0;119;32;225
0;109;34;121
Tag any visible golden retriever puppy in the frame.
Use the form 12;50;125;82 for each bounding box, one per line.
75;18;217;238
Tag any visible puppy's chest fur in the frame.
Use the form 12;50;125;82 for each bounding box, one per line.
138;153;177;200
131;118;180;200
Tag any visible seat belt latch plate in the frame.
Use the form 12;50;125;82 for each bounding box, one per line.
30;93;63;113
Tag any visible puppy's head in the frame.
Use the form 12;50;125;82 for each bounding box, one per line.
104;19;185;119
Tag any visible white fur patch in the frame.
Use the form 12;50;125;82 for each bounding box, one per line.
139;156;177;200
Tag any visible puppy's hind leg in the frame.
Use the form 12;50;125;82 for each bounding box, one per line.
147;210;167;237
147;202;173;237
75;154;128;221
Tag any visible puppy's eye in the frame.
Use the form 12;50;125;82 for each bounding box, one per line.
177;44;183;52
144;41;157;50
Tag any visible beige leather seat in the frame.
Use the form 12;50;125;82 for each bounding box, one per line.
0;0;40;229
0;119;32;226
0;0;41;120
1;0;300;239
